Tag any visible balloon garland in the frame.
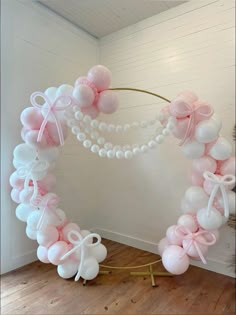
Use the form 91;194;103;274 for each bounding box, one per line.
10;65;235;280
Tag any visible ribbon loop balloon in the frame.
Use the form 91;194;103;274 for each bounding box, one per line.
170;99;213;145
203;171;236;219
175;226;216;264
60;230;101;281
30;91;73;146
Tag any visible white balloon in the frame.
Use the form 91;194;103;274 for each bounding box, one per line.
80;257;99;280
80;230;93;245
89;244;107;263
180;198;197;214
195;119;219;143
26;225;37;240
45;87;57;101
27;210;42;230
217;190;236;215
48;208;66;227
57;260;78;279
211;113;222;130
197;207;223;230
184;186;209;209
13;158;23;169
56;84;73;97
13;144;37;163
209;137;232;160
16;203;35;222
181;140;205;159
37;147;59;162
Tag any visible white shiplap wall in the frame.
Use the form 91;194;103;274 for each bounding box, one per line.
1;0;98;273
96;0;235;276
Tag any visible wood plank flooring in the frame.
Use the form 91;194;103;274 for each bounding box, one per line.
1;239;235;314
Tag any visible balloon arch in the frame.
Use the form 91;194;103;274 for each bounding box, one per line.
10;65;235;281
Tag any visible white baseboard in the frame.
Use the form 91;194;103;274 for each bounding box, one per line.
1;250;37;275
93;227;235;278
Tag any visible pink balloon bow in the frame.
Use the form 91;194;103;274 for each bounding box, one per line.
175;226;216;264
60;230;101;281
32;194;61;230
16;160;49;202
170;99;214;145
203;171;235;219
30;92;73;146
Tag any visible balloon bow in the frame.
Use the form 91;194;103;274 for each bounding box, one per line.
169;99;213;145
60;230;101;281
175;225;216;264
30;92;73;146
203;171;236;219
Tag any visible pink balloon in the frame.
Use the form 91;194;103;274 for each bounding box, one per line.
81;105;99;119
97;90;119;114
9;172;24;189
170;97;192;118
193;100;213;122
192;156;217;175
177;91;198;103
11;188;22;203
158;237;170;256
74;76;87;86
48;241;69;265
38;173;56;191
182;236;208;258
87;65;111;92
190;171;204;187
37;225;59;248
172;118;189;139
177;214;198;232
20;107;44;129
166;225;185;245
61;223;80;242
162;245;190;275
24;130;48;149
200;228;219;242
220;157;235;176
73;84;95;108
37;246;50;263
46;121;68;146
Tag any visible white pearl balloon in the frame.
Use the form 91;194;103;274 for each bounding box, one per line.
208;137;232;160
107;150;115;159
181;140;205;159
77;133;86;142
57;260;78;279
91;144;99;153
89;244;107;263
124;150;133;159
184;186;209;209
195;119;219;143
217;190;236;215
155;135;164;144
116;150;124;159
13;144;37;163
80;257;99;280
99;148;107;157
16;203;34;222
197;207;223;230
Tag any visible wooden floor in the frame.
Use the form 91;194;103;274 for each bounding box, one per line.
1;239;235;315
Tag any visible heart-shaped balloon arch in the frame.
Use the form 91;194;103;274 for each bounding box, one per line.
10;65;235;280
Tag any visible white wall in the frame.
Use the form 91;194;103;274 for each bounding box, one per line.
1;0;98;274
96;0;235;276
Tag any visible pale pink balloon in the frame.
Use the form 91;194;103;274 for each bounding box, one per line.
170;97;192;118
182;236;208;258
73;84;95;108
48;241;69;265
177;214;198;232
166;225;185;245
220;157;235;176
192;156;217;175
20;107;44;129
9;172;24;189
172;118;189;139
162;245;190;275
11;188;22;203
97;90;119;114
190;171;204;187
24;130;48;149
38;173;56;191
87;65;112;92
158;237;170;256
177;91;198;103
37;246;50;263
81;105;99;119
193;100;213;122
74;76;87;86
37;225;59;248
61;223;80;242
46;121;68;146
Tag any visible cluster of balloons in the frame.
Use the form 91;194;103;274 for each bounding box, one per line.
158;91;235;275
10;65;116;281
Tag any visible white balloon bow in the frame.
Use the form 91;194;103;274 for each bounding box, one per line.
60;230;101;281
203;171;236;218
